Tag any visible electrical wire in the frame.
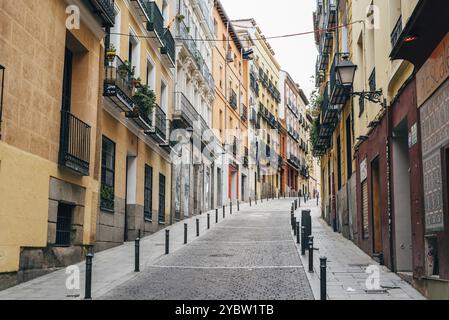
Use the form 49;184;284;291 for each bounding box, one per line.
109;20;364;43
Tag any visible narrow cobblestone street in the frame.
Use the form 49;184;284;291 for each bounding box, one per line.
99;199;313;300
0;198;426;300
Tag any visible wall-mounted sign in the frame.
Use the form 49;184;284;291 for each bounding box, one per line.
416;31;449;107
360;158;368;183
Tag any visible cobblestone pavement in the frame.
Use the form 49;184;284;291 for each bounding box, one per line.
100;199;314;300
295;200;426;300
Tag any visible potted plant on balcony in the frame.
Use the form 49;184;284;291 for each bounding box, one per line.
132;77;142;88
133;84;156;120
106;44;116;63
118;60;136;80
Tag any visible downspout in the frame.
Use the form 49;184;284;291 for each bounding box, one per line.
385;96;395;270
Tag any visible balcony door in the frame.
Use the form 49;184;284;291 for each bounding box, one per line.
62;48;73;112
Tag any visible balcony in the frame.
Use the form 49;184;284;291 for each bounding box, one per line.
104;55;135;112
126;103;152;131
321;83;340;127
161;28;175;68
326;0;337;29
320;32;333;56
146;104;169;144
178;21;215;91
86;0;116;28
141;1;165;48
229;90;238;109
288;153;300;169
59;110;91;176
241;104;248;122
173;92;209;134
243;147;249;168
318;53;329;72
329;52;351;106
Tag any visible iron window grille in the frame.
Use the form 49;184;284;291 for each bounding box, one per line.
55;203;73;246
101;136;116;212
158;174;166;223
144;165;153;221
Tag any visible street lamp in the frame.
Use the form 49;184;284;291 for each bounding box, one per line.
335;56;384;107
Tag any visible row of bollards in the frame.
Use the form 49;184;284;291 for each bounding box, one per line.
84;195;285;300
290;203;327;301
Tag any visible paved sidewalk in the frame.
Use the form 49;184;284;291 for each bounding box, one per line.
294;200;425;300
0;202;250;300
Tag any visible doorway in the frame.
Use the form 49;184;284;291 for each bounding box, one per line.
371;157;382;256
392;120;413;272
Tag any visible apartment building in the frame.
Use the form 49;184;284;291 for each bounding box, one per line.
312;0;449;298
0;0;111;288
99;0;175;250
169;0;216;219
233;18;281;201
280;71;311;196
212;1;250;205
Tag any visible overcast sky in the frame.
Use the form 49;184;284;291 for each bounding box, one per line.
221;0;318;100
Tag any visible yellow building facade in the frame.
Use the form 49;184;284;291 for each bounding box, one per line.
0;0;106;288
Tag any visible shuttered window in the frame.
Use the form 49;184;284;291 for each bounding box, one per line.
362;180;369;239
144;165;153;221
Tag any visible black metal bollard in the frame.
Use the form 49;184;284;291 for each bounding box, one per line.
84;253;93;300
135;238;140;272
207;214;210;229
216;209;219;223
293;217;297;235
237;200;240;212
250;197;252;207
317;196;319;206
223;205;226;219
196;219;200;237
184;223;188;244
299;196;301;207
320;257;327;300
230;202;233;215
301;226;306;255
291;212;294;228
165;230;170;255
308;236;314;273
296;222;300;244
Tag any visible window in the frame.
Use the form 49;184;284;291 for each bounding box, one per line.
158;174;166;223
144;165;153;221
361;180;369;239
56;203;73;246
346;116;353;178
146;58;155;89
337;136;342;190
101;136;116;212
128;30;140;76
161;80;168;112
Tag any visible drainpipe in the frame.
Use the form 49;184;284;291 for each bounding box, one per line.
385;96;395;271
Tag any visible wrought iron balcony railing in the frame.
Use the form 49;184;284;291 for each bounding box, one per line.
126;103;153;130
152;104;168;142
241;104;248;122
144;1;165;48
86;0;116;28
59;110;91;176
329;52;351;106
104;55;135;112
229;90;238;109
178;21;215;91
161;28;175;68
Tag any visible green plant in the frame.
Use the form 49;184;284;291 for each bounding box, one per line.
133;84;156;117
118;60;136;80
